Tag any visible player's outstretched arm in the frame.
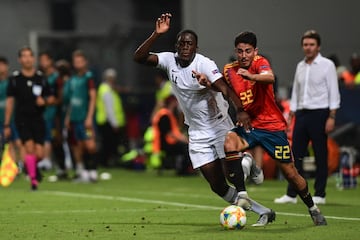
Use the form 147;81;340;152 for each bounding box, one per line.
237;68;275;84
213;78;252;131
193;70;252;131
133;13;172;66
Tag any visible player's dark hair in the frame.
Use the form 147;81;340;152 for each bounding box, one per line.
55;59;72;77
301;30;321;46
176;29;198;46
72;49;87;59
39;50;54;60
234;31;257;48
0;56;8;64
18;46;34;57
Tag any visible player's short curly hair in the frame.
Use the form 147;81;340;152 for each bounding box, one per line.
55;59;71;77
301;30;321;46
234;31;257;48
72;49;87;59
176;29;198;46
39;50;54;60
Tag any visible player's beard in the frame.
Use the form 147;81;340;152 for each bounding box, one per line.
238;60;250;70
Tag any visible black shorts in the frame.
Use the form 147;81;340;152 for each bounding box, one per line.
15;116;46;145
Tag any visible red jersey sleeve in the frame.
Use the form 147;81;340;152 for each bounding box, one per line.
250;56;272;74
87;78;96;89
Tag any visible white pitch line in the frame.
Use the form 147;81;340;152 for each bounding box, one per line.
0;208;213;215
277;212;360;221
42;191;220;210
0;209;98;214
42;191;360;222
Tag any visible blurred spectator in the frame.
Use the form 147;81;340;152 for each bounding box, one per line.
52;59;73;179
151;69;172;118
65;50;98;182
152;95;192;175
96;68;127;167
328;54;347;81
0;56;22;166
38;51;59;170
354;55;360;84
339;53;360;88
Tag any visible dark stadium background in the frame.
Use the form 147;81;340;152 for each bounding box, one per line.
0;0;359;147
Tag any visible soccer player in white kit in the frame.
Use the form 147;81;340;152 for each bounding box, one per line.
134;13;272;226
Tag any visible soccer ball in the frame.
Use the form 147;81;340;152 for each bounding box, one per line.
220;205;247;230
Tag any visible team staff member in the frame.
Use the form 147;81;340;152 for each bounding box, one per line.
49;59;73;180
275;30;340;205
96;68;127;167
4;47;55;190
0;56;22;163
38;51;59;170
152;95;191;175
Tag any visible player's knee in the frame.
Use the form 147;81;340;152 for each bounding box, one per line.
85;139;97;153
224;132;240;152
37;153;45;160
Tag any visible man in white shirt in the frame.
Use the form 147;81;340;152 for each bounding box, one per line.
134;13;272;226
275;30;340;205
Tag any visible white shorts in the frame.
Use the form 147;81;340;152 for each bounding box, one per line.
189;139;227;169
189;116;233;169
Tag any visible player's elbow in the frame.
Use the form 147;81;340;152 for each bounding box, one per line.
47;96;56;105
263;77;275;84
266;74;275;83
133;52;148;64
133;54;143;64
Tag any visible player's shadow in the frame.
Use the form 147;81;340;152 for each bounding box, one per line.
198;223;315;234
103;221;315;234
103;222;215;227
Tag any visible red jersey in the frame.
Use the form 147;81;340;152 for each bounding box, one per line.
224;55;286;131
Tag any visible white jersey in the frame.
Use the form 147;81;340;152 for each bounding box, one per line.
156;52;234;144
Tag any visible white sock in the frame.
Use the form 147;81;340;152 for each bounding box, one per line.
89;170;98;181
238;191;248;197
241;155;251;179
222;186;238;204
38;158;53;170
76;162;84;175
80;170;90;181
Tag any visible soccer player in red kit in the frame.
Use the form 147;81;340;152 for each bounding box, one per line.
224;56;286;131
223;31;327;226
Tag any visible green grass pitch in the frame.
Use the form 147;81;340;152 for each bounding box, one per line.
0;169;359;240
